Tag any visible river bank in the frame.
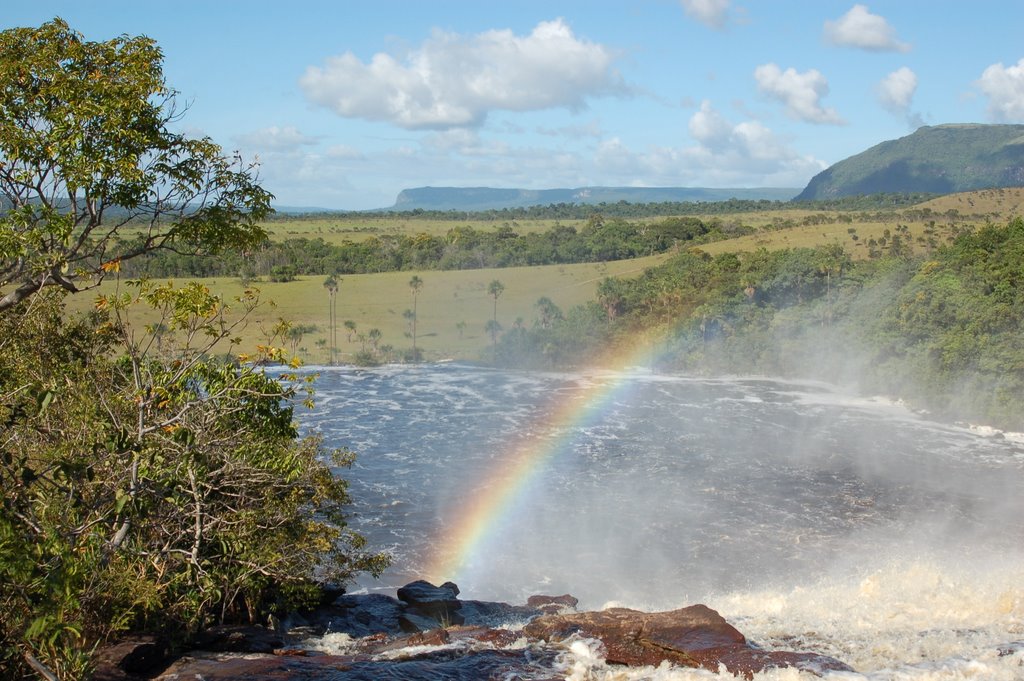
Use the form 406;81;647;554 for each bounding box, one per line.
96;579;856;680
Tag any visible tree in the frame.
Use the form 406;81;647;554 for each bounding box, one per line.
367;327;383;353
816;243;849;327
485;318;503;347
408;275;423;360
323;276;339;364
0;284;388;679
343;319;357;343
0;19;272;313
535;296;562;329
486;279;504;358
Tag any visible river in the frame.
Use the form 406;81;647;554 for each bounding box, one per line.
297;363;1024;679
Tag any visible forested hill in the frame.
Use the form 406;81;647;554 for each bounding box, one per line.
492;218;1024;431
796;124;1024;200
391;186;800;210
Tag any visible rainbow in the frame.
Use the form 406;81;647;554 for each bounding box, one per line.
424;340;664;585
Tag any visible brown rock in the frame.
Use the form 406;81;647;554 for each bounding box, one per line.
193;624;285;654
92;636;167;680
526;594;579;613
523;604;853;678
524;604;743;668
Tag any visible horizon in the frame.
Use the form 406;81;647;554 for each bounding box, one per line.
7;2;1024;210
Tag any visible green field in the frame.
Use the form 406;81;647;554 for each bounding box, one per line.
261;214;586;244
71;187;1024;364
67;255;667;364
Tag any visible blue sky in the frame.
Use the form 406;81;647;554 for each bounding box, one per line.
7;2;1024;209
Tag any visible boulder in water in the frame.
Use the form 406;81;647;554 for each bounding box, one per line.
396;579;464;630
523;603;854;677
396;579;460;605
527;593;580;614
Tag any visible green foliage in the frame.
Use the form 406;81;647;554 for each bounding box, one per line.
0;19;272;313
796;124;1024;200
0;285;388;679
496;219;1024;429
120;214;722;279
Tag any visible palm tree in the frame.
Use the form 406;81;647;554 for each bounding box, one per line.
487;279;504;358
343;319;356;343
409;275;423;361
323;276;339;364
368;328;382;354
534;296;561;329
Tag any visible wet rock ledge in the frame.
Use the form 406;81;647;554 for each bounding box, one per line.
96;580;853;680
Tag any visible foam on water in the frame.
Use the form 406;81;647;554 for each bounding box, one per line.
296;364;1024;679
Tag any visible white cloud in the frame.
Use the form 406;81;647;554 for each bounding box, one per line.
824;4;910;52
325;144;366;160
234;125;320;151
754;63;845;125
592;101;827;187
877;67;917;113
299;19;626;130
976;58;1024;122
684;101;827;182
688;100;733;148
877;67;923;129
680;0;730;29
536;120;604;139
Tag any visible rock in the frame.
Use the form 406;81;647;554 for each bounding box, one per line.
154;647;562;680
523;604;853;677
367;625;524;655
293;593;407;638
396;580;463;630
92;636;167;680
193;625;284;654
998;640;1024;656
527;593;579;614
455;599;540;627
396;580;460;605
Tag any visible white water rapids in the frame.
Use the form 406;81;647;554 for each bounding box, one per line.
297;364;1024;679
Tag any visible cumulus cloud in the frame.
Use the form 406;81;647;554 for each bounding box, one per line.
233;126;320;151
824;4;910;52
688;100;734;148
877;67;923;129
299;19;626;130
754;63;845;124
877;67;917;112
680;0;730;29
976;58;1024;122
593;101;827;187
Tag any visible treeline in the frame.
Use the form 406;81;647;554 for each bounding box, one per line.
267;192;936;223
494;218;1024;430
119;216;734;279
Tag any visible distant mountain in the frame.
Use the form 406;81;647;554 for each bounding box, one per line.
796;124;1024;201
390;186;800;211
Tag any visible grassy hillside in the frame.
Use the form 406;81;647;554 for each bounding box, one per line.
796;124;1024;200
64;255;667;364
71;187;1024;365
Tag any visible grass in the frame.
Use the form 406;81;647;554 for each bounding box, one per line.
259;215;586;244
69;187;1024;362
66;255;668;364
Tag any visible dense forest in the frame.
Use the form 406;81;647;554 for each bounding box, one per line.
270;192;937;222
119;215;727;279
120;194;959;281
493;218;1024;431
